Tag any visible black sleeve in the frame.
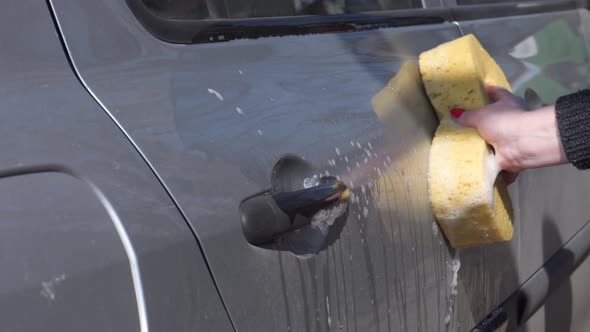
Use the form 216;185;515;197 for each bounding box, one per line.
555;89;590;170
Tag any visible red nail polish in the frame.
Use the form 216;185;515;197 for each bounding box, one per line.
450;108;465;118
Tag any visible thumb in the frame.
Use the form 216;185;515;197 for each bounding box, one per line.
452;107;481;129
486;85;512;103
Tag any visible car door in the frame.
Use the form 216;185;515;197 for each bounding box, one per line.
48;0;590;331
0;1;232;331
450;2;590;331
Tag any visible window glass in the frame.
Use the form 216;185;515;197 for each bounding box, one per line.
141;0;422;20
457;0;539;4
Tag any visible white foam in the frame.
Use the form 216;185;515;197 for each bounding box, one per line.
444;251;461;325
303;176;319;189
207;88;224;101
310;202;347;235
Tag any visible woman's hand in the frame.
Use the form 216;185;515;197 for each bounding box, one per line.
452;85;568;183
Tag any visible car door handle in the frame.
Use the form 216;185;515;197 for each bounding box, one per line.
239;176;349;245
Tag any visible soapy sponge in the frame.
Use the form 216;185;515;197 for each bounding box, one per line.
420;34;514;248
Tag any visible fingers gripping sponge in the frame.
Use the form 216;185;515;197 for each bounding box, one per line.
419;34;514;248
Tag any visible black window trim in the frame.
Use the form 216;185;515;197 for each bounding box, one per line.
125;0;586;44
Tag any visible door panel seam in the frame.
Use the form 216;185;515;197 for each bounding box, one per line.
44;1;238;331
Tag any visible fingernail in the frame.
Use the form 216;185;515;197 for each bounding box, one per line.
450;108;465;119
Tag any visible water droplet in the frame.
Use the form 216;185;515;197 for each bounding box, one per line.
356;161;360;168
363;157;368;164
257;129;263;135
344;156;349;162
235;107;244;115
238;69;243;75
304;177;319;188
326;296;332;328
363;206;369;218
335;147;340;155
207;88;224;101
356;142;362;149
368;142;373;150
350;140;355;146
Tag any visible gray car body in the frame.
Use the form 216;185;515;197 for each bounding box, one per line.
3;0;590;331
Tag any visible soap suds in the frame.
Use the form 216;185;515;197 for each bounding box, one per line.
311;202;347;235
303;175;319;189
207;88;224;101
445;251;461;325
41;274;67;301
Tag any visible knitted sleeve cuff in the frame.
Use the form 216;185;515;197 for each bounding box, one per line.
555;89;590;170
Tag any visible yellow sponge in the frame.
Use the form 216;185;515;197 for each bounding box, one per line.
420;34;514;248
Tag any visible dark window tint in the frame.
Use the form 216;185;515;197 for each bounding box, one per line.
141;0;422;20
458;0;539;4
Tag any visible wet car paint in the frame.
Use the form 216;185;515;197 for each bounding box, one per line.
48;0;590;331
0;1;232;331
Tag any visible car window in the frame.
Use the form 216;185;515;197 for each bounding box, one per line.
457;0;539;4
140;0;422;20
